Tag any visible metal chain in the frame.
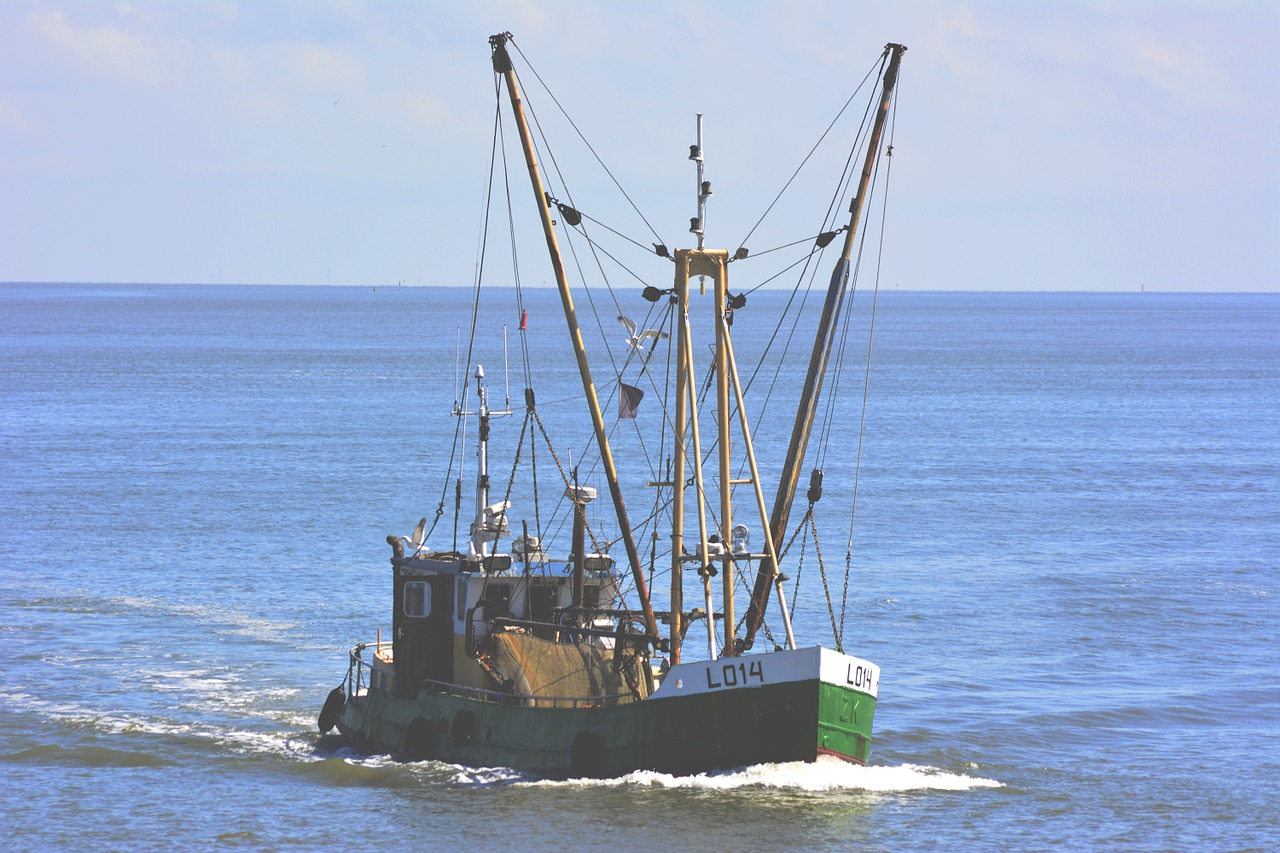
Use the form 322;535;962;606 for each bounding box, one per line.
732;508;812;647
808;513;841;653
791;519;808;613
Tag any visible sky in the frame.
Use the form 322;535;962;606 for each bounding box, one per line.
1;0;1277;292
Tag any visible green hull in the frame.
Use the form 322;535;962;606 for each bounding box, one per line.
334;658;876;778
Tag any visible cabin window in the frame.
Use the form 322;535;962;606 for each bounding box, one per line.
404;581;432;617
529;585;558;640
530;585;558;622
486;583;512;619
456;578;470;619
583;584;601;610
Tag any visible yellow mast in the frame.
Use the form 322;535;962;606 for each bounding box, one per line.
670;272;687;664
743;42;906;650
714;257;736;655
673;249;794;655
674;251;719;662
489;33;660;643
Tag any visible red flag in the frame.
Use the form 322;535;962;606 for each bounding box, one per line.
520;309;528;330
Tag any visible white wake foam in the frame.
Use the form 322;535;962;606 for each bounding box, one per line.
522;757;1001;792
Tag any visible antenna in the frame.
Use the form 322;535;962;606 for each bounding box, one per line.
453;327;461;413
689;114;712;294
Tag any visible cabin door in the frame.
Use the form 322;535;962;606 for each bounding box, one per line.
393;573;456;696
421;575;454;683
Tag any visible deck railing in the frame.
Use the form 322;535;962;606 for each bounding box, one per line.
345;641;376;699
420;678;639;709
347;643;641;709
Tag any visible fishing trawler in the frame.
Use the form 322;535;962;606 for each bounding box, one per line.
318;32;905;778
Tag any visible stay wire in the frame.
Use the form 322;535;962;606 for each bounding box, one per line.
728;58;887;486
429;82;506;546
736;228;845;265
816;151;881;471
512;65;667;492
557;203;671;264
497;99;535;391
555;216;663;290
733;52;884;255
501;68;658;563
812;68;892;470
840;81;899;648
509;37;669;252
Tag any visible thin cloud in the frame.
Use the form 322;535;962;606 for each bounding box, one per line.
30;7;184;87
0;94;36;135
270;42;366;93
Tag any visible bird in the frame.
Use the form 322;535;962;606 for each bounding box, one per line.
401;517;427;555
617;315;669;350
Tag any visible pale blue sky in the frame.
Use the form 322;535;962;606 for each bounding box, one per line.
2;1;1276;291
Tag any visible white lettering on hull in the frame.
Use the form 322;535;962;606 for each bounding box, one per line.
650;646;879;700
704;659;765;689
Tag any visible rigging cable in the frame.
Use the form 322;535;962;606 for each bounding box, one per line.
840;79;899;649
425;86;510;548
739;55;883;402
732;52;884;255
496;103;536;393
723;64;886;498
492;64;633;586
815;142;885;471
809;70;893;472
510;62;668;499
509;36;669;252
504;51;693;515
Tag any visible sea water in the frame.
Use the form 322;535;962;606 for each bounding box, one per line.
1;284;1276;851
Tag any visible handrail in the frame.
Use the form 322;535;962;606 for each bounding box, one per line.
345;641;384;698
419;678;639;710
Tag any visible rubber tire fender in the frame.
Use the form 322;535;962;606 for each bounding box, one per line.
317;686;344;734
405;716;440;761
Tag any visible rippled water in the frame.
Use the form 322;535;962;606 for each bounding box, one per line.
2;284;1276;850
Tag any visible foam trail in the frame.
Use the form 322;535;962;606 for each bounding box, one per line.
448;765;530;786
520;757;1002;792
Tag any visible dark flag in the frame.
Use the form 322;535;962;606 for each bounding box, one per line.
619;383;644;419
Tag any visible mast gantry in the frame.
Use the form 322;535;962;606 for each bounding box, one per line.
668;249;797;662
491;31;903;661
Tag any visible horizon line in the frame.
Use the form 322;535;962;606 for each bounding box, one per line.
3;281;1277;295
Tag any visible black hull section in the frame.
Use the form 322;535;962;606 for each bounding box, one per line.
335;677;869;778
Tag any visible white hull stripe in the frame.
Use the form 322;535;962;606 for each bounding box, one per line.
648;645;879;700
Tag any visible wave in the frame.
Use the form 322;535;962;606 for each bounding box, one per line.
434;756;1002;792
565;759;999;792
20;592;305;644
0;742;178;768
0;688;316;766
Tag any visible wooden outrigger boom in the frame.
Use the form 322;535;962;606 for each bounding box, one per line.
489;32;661;643
742;42;906;651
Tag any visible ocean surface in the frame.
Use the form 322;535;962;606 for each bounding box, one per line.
2;283;1276;851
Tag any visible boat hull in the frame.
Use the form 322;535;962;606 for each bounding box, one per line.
332;646;877;777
